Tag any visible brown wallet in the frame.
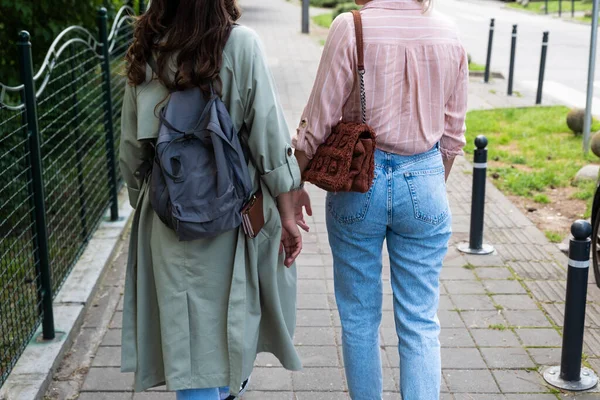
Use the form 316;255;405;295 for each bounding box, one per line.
241;189;265;239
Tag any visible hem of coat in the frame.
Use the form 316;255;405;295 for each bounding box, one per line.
127;346;303;393
257;346;303;372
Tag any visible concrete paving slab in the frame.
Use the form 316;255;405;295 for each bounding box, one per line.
444;369;501;393
461;310;508;329
492;369;549;393
292;368;345;392
480;347;537;369
439;310;468;329
445;281;488;295
452;295;498;311
471;329;523;348
81;368;133;392
503;310;554;328
296;346;340;367
476;267;514;280
442;348;487;369
515;329;563;348
492;295;540;310
101;329;122;347
483;280;528;295
92;346;122;368
528;347;562;366
440;328;477;348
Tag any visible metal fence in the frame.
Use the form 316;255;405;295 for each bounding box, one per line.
0;6;136;388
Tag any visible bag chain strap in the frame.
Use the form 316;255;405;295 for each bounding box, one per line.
359;70;366;124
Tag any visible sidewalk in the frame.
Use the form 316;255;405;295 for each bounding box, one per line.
45;0;600;399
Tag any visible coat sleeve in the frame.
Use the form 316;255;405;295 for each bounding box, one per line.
119;84;153;208
240;32;301;198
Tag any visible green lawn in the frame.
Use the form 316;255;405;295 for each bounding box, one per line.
465;106;600;216
469;61;486;72
312;13;333;28
508;0;592;14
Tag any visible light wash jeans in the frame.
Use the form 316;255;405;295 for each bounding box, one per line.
327;147;452;400
176;387;229;400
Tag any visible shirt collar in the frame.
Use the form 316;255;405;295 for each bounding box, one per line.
362;0;424;11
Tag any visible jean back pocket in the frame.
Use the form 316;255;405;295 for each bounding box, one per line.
327;171;378;224
404;166;449;225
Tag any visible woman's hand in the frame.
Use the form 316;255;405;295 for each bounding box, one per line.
293;188;312;232
277;191;303;267
280;217;302;267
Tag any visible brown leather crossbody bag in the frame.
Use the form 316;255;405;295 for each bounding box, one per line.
302;10;376;193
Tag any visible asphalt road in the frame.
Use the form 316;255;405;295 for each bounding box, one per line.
436;0;599;111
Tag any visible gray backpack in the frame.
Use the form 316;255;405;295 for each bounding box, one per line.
149;86;253;241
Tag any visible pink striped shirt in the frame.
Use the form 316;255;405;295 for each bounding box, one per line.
293;0;468;160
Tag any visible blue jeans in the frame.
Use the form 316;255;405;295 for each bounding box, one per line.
327;147;452;400
176;387;229;400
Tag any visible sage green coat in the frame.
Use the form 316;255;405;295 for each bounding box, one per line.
118;26;302;394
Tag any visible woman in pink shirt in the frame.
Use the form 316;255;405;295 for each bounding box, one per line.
293;0;468;398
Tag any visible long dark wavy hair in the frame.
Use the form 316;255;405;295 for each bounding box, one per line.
125;0;241;93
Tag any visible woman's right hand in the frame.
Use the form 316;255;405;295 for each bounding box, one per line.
277;191;303;267
280;217;302;267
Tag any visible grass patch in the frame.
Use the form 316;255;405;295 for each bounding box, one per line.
312;13;333;29
572;180;597;218
533;193;550;204
489;324;507;330
466;106;600;209
469;61;486;72
495;304;504;311
508;0;592;14
545;230;563;243
463;264;476;270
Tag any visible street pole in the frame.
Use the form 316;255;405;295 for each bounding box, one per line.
508;25;517;96
584;0;600;153
302;0;310;34
536;32;550;105
484;19;495;84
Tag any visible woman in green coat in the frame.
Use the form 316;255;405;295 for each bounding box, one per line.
118;0;304;398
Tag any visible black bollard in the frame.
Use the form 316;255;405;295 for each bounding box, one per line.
457;136;495;255
544;221;599;391
536;32;549;105
559;0;563;16
508;25;517;96
572;0;575;17
545;0;549;14
484;19;495;83
302;0;310;34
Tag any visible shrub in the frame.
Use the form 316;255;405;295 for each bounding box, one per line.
333;2;362;18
